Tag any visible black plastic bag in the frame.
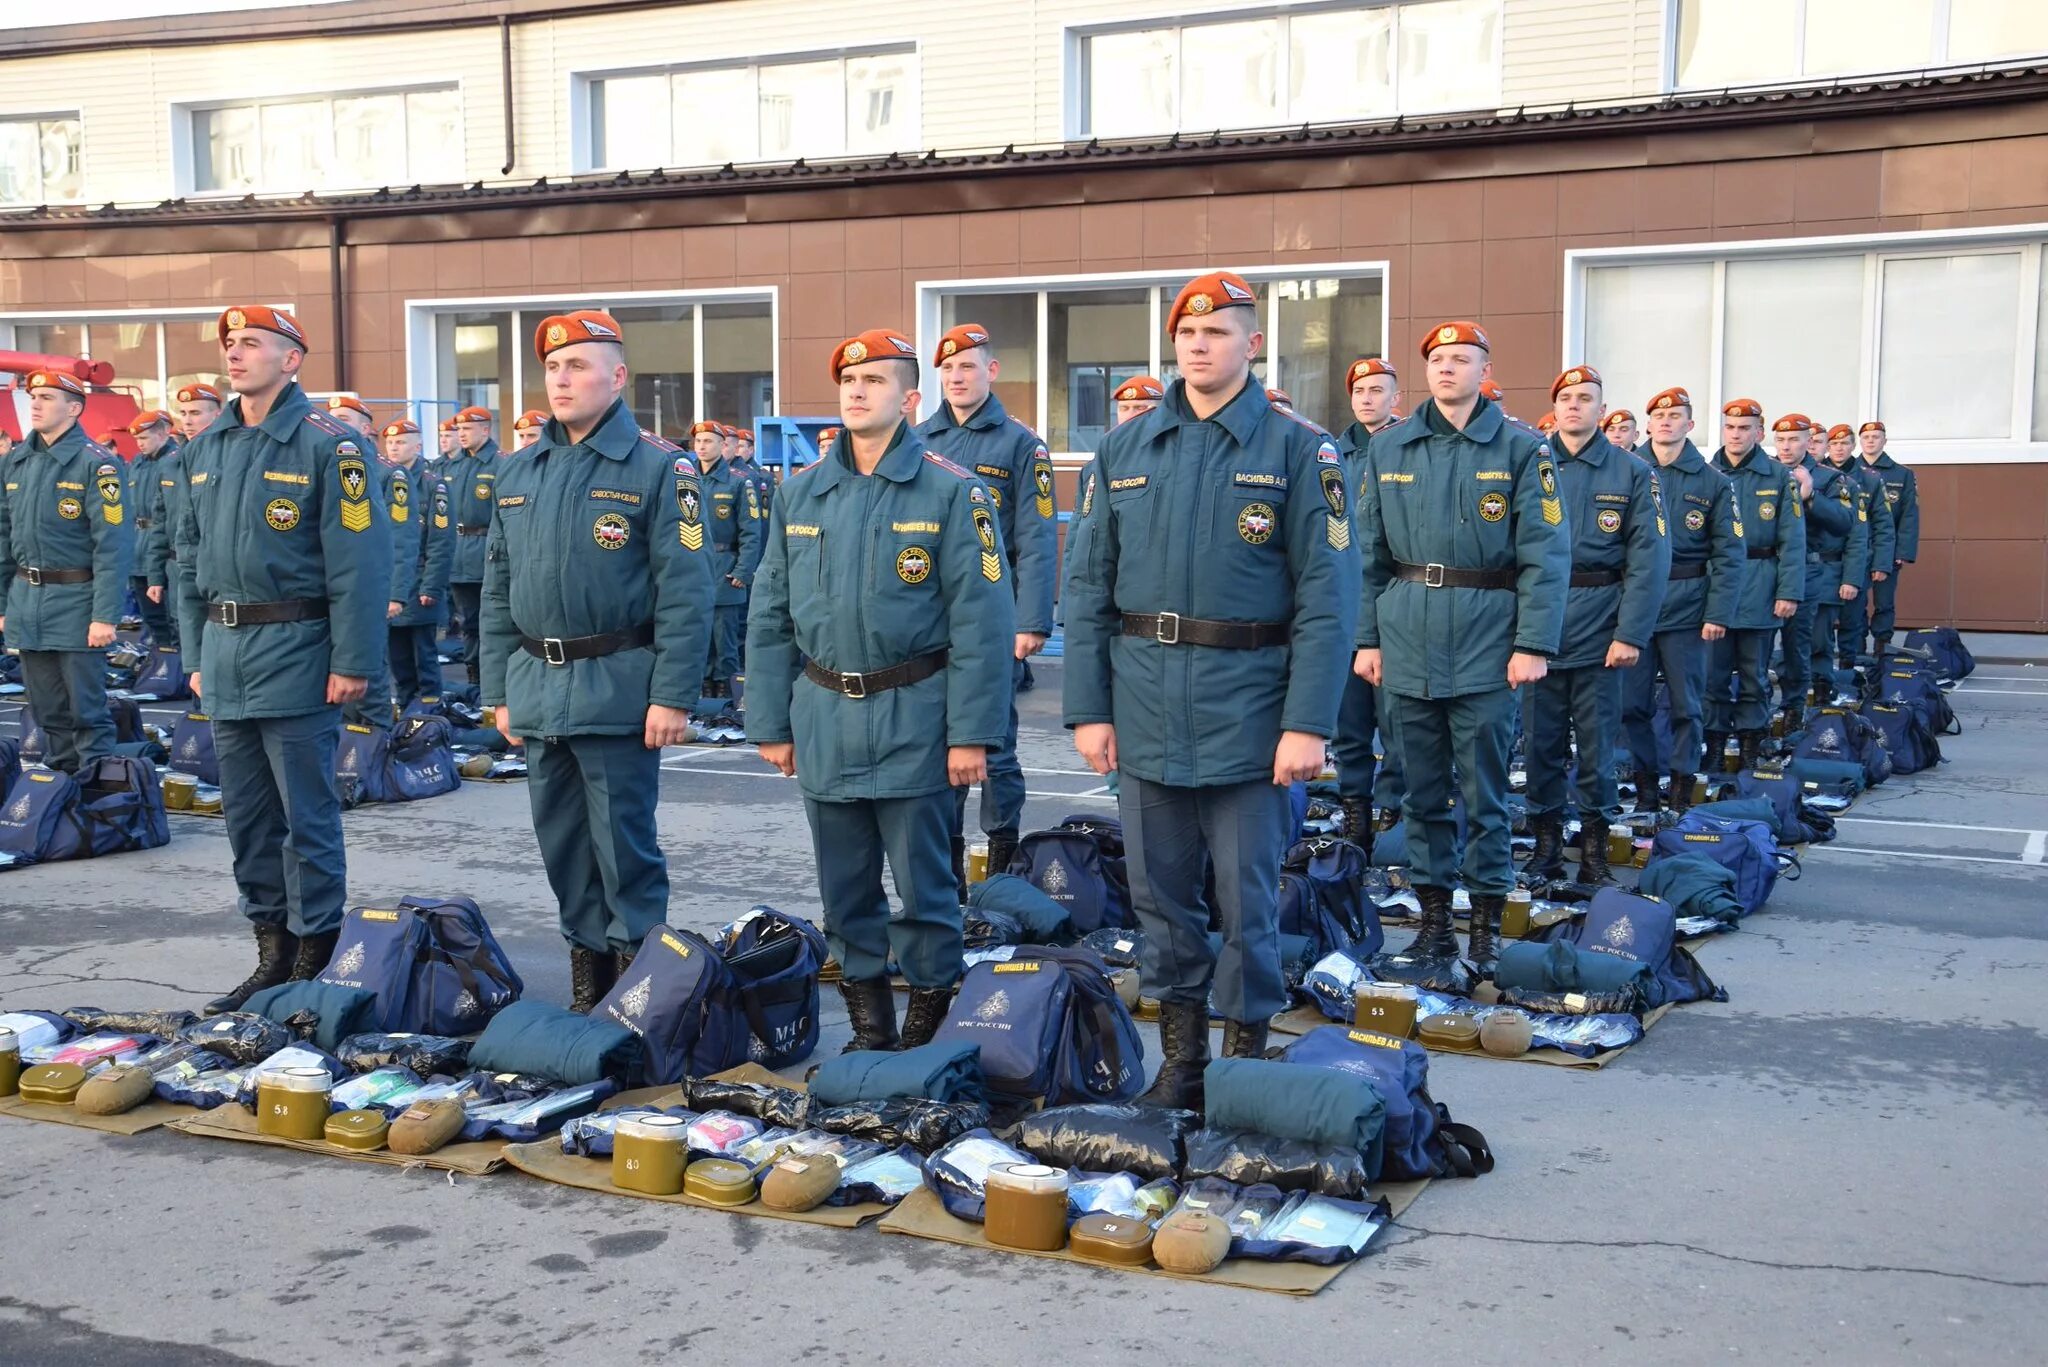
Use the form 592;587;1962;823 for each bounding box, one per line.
1367;951;1474;998
963;905;1023;950
1005;1102;1196;1182
682;1076;810;1129
1180;1127;1371;1200
1079;928;1145;970
1494;986;1642;1016
63;1007;200;1037
334;1032;474;1077
178;1013;293;1065
813;1096;992;1152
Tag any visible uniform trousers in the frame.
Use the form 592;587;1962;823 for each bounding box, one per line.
1621;628;1706;776
20;649;116;774
804;790;962;989
527;733;667;955
1387;688;1516;896
214;708;347;937
1524;663;1621;819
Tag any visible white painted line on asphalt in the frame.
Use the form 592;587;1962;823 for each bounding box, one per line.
2025;831;2047;865
1951;685;2048;696
1819;845;2048;868
1836;816;2045;835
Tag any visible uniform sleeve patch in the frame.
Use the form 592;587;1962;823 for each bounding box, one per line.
1326;513;1351;550
972;506;1003;582
1316;441;1340;466
1032;454;1055;519
1320;467;1347;519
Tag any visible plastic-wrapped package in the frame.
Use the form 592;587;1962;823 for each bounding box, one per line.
684;1111;764;1157
559;1105;698;1157
1169;1178;1293;1242
1180;1128;1371;1200
1233;1191;1389;1265
1518;1010;1644;1058
1067;1171;1144;1220
831;1147;925;1206
179;1014;293;1065
155;1065;250;1109
1303;950;1371;1022
812;1096;990;1152
461;1079;618;1142
128;1041;209;1074
962;904;1023;950
1079;928;1145;970
62;1008;200;1037
330;1066;427;1114
1494;986;1642;1017
923;1129;1034;1222
681;1077;810;1129
1366;952;1474;998
1133;1177;1181;1222
231;1045;346;1109
1005;1103;1196;1182
48;1034;155;1069
333;1033;473;1078
0;1011;73;1054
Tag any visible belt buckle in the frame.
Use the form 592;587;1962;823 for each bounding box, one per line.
542;637;568;666
842;671;867;699
219;599;239;627
1155;612;1182;645
23;567;42;587
1424;563;1446;588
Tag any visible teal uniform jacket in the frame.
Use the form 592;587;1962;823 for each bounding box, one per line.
1864;451;1918;562
746;421;1016;801
443;440;500;583
1800;455;1870;593
386;460;455;629
0;424;134;648
1062;380;1359;786
916;394;1059;636
699;457;763;607
1355;397;1570;699
1836;459;1896;580
140;440;181;591
1647;441;1746;632
1548;431;1670;668
171;385;393;718
729;456;773;576
479;399;716;738
1709;447;1806;628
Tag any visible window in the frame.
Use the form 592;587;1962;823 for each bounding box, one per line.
1;312;231;412
586;48;919;171
922;266;1387;455
1674;0;2048;88
188;87;461;194
0;113;83;208
1079;1;1498;138
1572;234;2048;457
437;312;514;416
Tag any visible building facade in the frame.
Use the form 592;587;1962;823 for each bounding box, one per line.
6;0;2048;627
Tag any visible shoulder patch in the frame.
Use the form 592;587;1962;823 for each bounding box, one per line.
923;452;973;479
643;429;682;453
304;410;351;437
672;455;699;476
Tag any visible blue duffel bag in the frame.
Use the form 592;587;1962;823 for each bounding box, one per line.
1278;1025;1491;1181
317;896;522;1035
1647;811;1796;918
591;925;748;1085
930;945;1143;1106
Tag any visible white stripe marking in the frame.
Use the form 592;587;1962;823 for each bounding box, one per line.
1821;845;2047;868
1835;816;2044;835
2025;832;2047;865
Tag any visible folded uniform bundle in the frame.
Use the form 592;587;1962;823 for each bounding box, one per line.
243;981;379;1052
807;1041;983;1109
468;999;642;1086
1634;854;1745;928
1202;1058;1385;1156
1494;940;1653;1002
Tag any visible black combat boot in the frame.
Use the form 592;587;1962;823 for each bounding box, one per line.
1340;797;1375;862
1781;696;1806;737
203;923;298;1016
1631;771;1662;815
1667;771;1695;813
1137;1000;1210;1112
1394;885;1460;960
984;827;1019;882
285;929;339;982
950;835;969;902
838;978;901;1053
1737;729;1764;773
899;987;956;1049
1579;817;1615;884
1526;814;1567;881
1701;730;1729;776
1466;894;1505;981
614;941;640;982
569;946;617;1015
1221;1018;1269;1060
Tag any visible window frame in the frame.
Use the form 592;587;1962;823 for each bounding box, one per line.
1065;0;1505;140
1563;224;2048;464
914;261;1392;461
0;108;85;210
171;82;465;198
1663;0;2047;91
573;43;922;174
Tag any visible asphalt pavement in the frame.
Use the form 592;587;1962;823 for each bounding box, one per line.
1;647;2044;1366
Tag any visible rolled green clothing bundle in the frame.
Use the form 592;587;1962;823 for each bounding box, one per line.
468;999;641;1085
1202;1057;1386;1155
243;981;378;1053
808;1041;984;1108
1496;940;1654;999
1573;948;1656;997
1636;855;1744;927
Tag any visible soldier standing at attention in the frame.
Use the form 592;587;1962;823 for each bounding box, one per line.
147;384;224;638
1706;402;1804;772
749;328;1014;1051
328;396;402;727
512;411;547;451
1353;321;1568;979
1521;367;1669;889
1825;424;1893;671
124;410;180;648
1857;421;1917;656
1770;414;1864;725
687;419;761;701
915;323;1058;886
0;370;133;772
445;406;500;685
1619;388;1745;812
1065;274;1357;1108
481;312;715;1011
381;420;454;708
173;306;391;1012
1602;409;1639;453
435;418;458;461
1331;357;1403;854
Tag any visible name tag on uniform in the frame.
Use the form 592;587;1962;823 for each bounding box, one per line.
975;464;1010;480
1233;472;1286;490
589;488;642;506
1473;471;1511;482
189;473;208;485
496;494;528;509
1684;492;1712;507
264;471;311;486
1108;475;1148;492
1380;472;1414;485
892;520;941;534
1595;493;1631;506
785;523;820;538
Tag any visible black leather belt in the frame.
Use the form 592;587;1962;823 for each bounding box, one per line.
1568;569;1623;588
1392;561;1514;590
457;523;490;535
207;597;328;626
14;566;91;586
520;622;655;666
803;650;947;698
1747;547;1778;560
1120;613;1289;648
1669;561;1707;581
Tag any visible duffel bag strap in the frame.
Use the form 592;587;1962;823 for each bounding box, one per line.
1433;1102;1495;1178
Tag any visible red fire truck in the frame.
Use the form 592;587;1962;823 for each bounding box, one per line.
0;350;146;458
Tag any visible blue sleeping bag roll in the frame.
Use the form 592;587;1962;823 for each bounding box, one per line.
1494;939;1580;993
1202;1057;1386;1157
808;1041;984;1108
966;874;1071;944
467;999;642;1085
243;981;379;1053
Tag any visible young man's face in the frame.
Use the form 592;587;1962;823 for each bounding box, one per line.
1350;374;1397;429
1645;407;1691;446
1722;416;1762;458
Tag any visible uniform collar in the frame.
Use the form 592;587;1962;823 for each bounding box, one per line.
543;403;633;461
930;393;1008;435
227;382;313;443
1658;440;1706;474
1718;445;1765;473
1554;429;1612;464
27;422;85;458
1866;450;1897;469
808;420;919;493
1338;419;1370;454
1157;377;1268;447
1413;393;1504;444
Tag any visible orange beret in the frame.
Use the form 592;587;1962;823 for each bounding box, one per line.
1859;420;1885;435
26;370;86;399
1550;365;1602;399
1113;376;1165;402
1722;398;1764;419
722;424;741;439
327;394;371;417
381;420;419;438
1646;387;1692;414
1772;413;1812;434
513;410;548;432
688;421;721;439
1602;409;1637;429
218;304;307;350
736;429;754;443
454;406;493;424
1827;424;1853;440
830;328;920;379
175;383;222;405
98;430;124;446
438;418;458;433
934;323;991;365
1345;357;1396;389
128;409;171;433
534;309;624;360
1264;388;1292;409
1536;413;1559;433
1166;272;1257;335
1420;320;1489;358
1479;380;1505;402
